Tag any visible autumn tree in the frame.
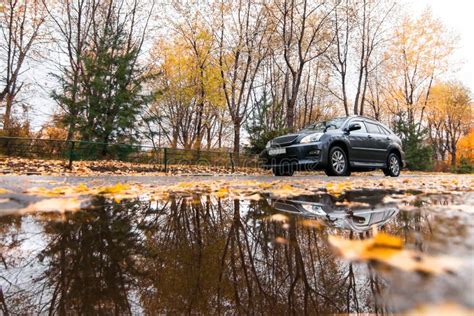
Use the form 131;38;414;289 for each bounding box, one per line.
0;0;46;133
147;1;228;150
326;0;395;116
427;82;472;167
384;9;456;129
269;0;336;130
43;0;97;141
215;0;271;154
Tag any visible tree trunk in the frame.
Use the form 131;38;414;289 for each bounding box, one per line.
3;94;13;132
451;143;457;167
233;119;240;155
206;125;211;150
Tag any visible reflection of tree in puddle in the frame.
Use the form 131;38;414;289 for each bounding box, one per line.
0;193;470;314
36;197;147;314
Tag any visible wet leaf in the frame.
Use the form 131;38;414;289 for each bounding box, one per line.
326;182;351;196
19;198;90;215
268;183;312;198
98;183;131;194
214;187;229;198
328;233;463;274
0;188;9;194
406;302;474;316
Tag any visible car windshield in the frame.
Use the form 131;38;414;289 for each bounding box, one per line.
300;117;348;132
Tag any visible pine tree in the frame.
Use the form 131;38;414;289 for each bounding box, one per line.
51;1;150;149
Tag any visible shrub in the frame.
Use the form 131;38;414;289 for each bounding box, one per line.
393;120;433;171
453;156;474;174
245;127;290;155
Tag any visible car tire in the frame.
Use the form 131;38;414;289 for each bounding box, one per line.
326;146;350;176
383;153;401;177
272;166;295;177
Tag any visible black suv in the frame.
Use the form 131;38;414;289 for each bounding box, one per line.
260;116;405;177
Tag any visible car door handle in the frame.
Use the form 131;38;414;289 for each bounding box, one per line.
367;135;372;139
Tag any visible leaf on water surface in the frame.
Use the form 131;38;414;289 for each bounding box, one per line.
97;183;131;194
326;182;352;197
19;197;90;215
242;193;261;201
214;187;229;198
329;232;463;275
27;184;90;197
406;302;474;316
0;188;10;194
268;183;312;198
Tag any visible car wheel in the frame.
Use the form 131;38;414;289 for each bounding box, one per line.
384;153;401;177
272;166;295;177
326;146;350;176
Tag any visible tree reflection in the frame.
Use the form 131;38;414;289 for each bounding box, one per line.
0;193;467;314
36;197;147;314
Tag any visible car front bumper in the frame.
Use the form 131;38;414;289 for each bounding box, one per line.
260;142;329;171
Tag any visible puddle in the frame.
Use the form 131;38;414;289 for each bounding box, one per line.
1;190;473;314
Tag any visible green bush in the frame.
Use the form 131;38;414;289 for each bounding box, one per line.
453;157;474;174
393;119;433;171
245;127;290;155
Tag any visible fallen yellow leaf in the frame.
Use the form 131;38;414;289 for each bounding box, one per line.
329;232;463;274
406;302;473;316
19;198;89;214
98;183;131;194
214;187;229;198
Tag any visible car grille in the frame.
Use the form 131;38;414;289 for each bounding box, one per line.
271;135;298;147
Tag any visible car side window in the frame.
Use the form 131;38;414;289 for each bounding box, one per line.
380;126;392;135
365;122;381;134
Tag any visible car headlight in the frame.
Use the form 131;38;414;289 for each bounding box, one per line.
266;141;271;148
300;133;323;144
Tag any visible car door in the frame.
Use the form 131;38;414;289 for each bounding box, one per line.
365;121;388;163
346;119;371;163
377;124;392;159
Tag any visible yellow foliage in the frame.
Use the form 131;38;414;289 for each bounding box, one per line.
457;129;474;162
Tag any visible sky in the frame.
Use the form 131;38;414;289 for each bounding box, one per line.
22;0;474;131
405;0;474;92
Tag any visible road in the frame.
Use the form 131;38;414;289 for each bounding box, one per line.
0;172;470;193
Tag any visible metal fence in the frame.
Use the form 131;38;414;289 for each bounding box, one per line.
0;136;260;171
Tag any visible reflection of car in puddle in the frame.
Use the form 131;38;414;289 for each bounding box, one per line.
269;195;399;232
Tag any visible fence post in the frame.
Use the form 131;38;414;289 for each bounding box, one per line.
68;141;76;170
163;147;168;173
229;152;235;173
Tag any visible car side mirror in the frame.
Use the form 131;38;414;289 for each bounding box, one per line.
348;123;361;132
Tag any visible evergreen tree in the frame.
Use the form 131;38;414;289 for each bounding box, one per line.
393;115;433;171
51;1;150;147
